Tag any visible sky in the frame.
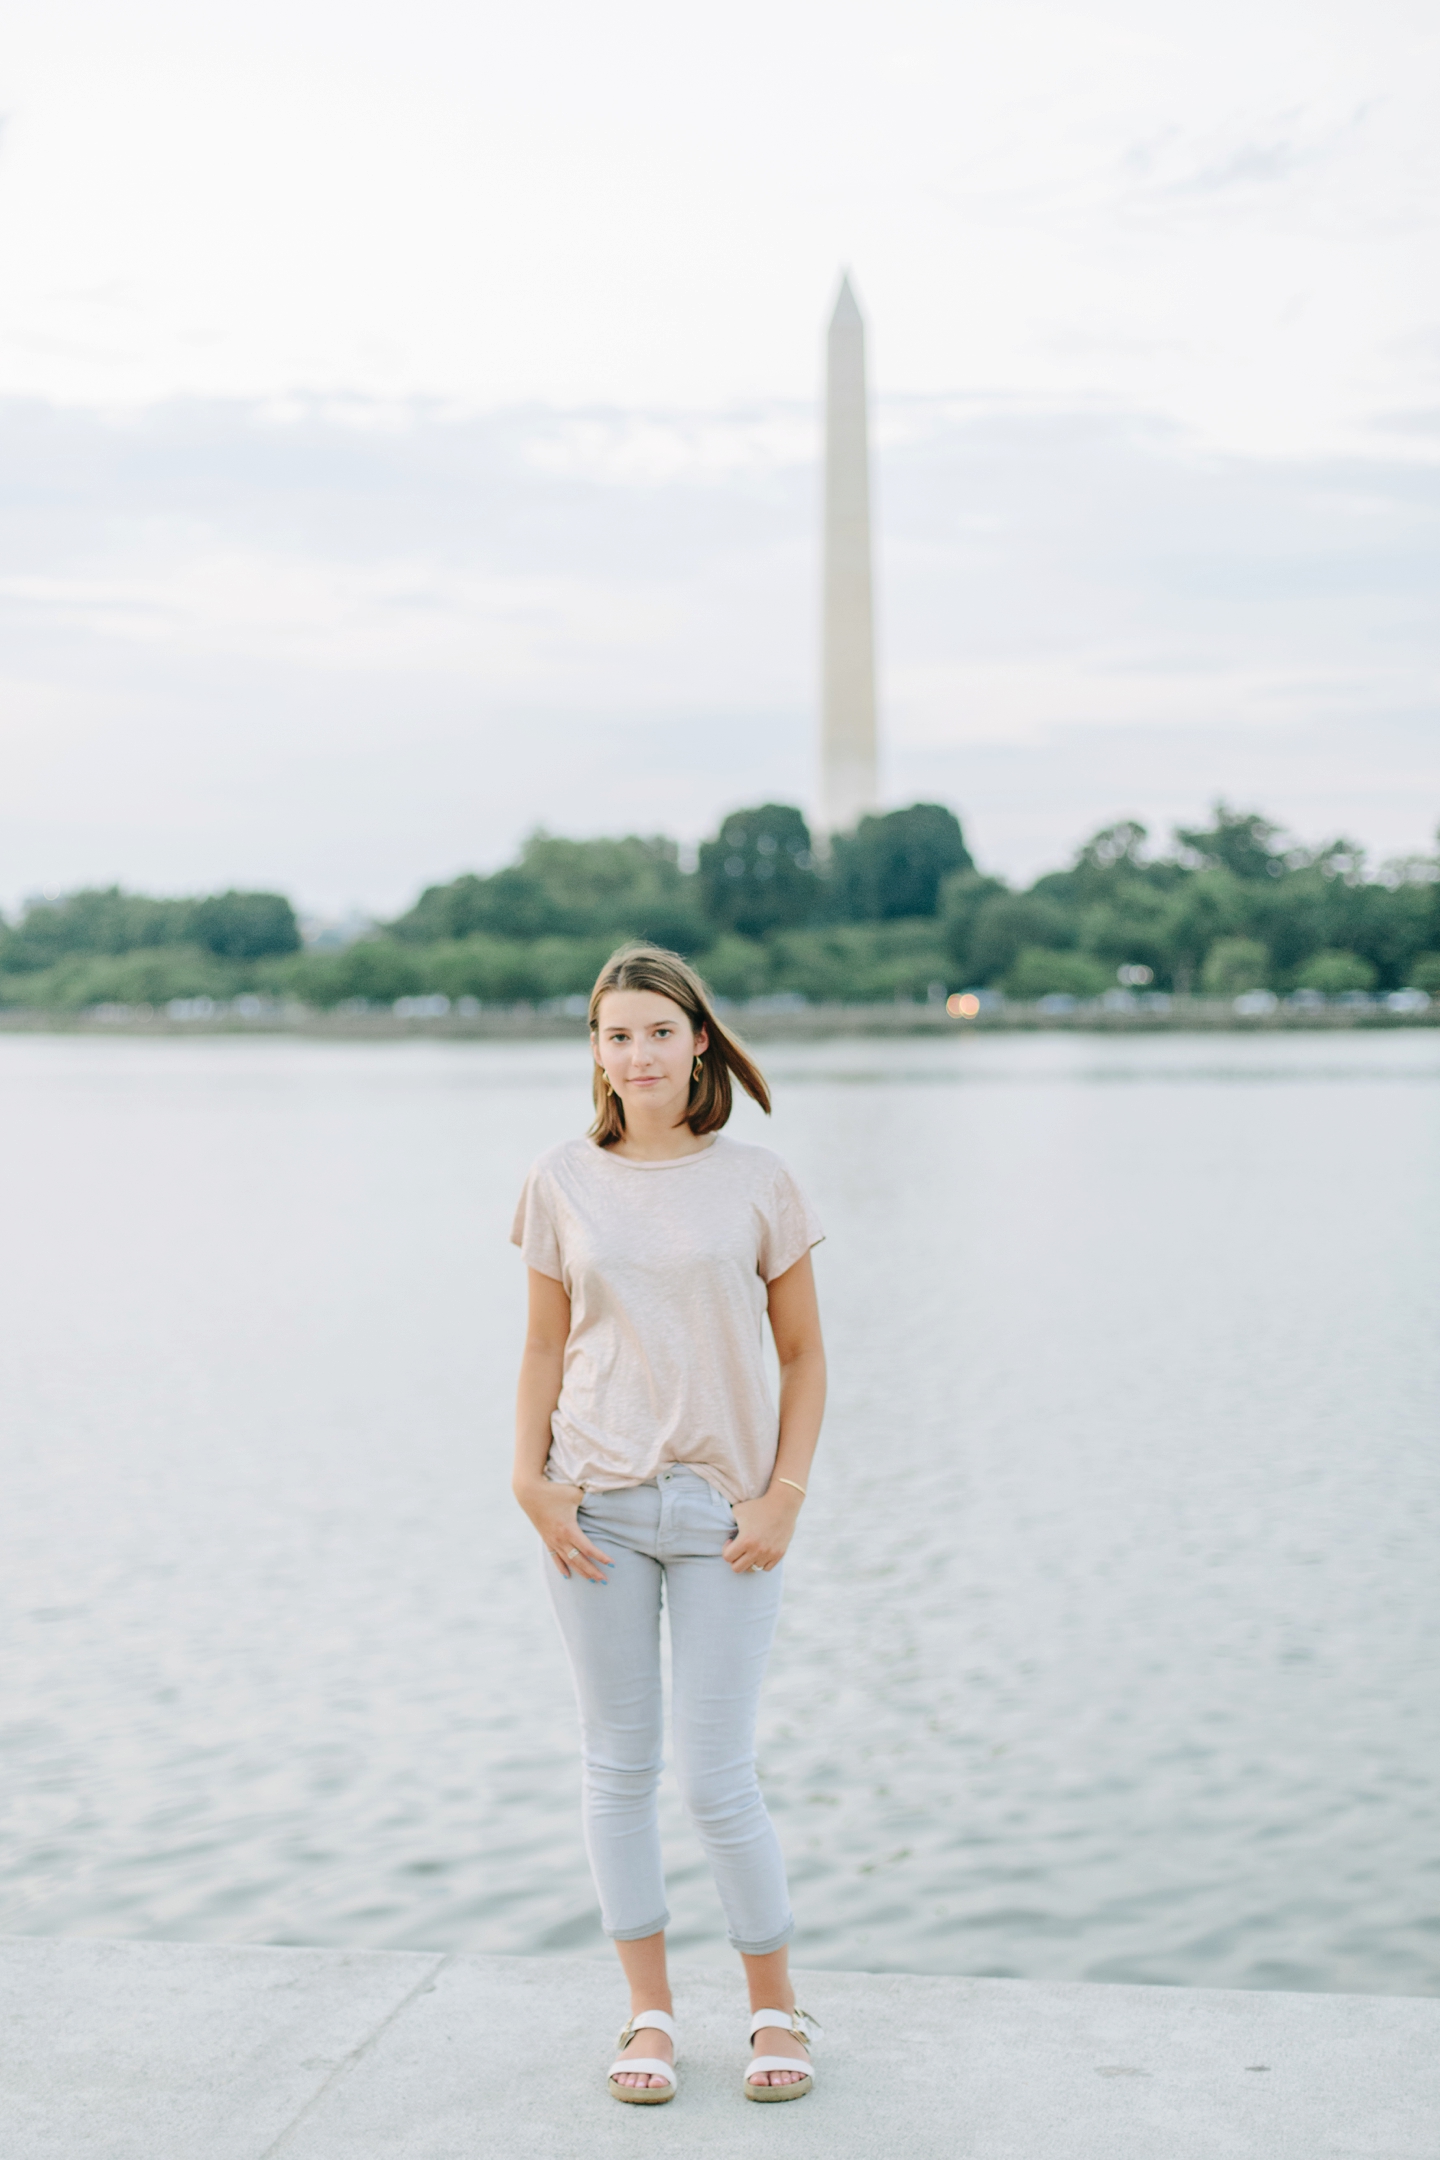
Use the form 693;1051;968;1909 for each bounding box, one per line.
1;0;1437;914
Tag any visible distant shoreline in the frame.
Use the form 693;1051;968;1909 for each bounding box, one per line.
0;999;1434;1041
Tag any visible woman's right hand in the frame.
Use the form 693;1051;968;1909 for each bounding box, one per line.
513;1477;613;1582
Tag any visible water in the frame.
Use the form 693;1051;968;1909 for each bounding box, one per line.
1;1029;1436;1995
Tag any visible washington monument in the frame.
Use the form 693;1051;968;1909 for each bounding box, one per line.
819;272;878;836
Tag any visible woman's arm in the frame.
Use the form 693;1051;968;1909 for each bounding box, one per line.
768;1249;826;1492
512;1269;611;1582
726;1251;826;1574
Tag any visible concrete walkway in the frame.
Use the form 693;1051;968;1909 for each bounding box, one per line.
1;1936;1435;2159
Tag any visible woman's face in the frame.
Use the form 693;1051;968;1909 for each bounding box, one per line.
593;990;708;1123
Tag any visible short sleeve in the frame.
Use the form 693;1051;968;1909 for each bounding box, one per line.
511;1167;564;1281
756;1161;825;1283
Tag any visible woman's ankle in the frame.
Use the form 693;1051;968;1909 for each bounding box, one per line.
741;1946;792;2015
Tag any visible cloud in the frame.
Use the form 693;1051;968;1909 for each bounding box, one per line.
1;0;1437;458
1115;106;1353;208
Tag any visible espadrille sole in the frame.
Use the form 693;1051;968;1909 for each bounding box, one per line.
743;2071;813;2102
608;2075;676;2104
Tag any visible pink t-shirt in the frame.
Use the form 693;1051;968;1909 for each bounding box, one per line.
511;1133;824;1503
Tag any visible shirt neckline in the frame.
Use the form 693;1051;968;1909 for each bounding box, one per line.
588;1134;724;1171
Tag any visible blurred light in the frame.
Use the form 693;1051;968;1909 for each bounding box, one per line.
947;993;981;1018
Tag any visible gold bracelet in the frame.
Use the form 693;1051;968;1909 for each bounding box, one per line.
776;1476;807;1498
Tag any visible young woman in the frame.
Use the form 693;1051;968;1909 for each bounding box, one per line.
511;944;826;2106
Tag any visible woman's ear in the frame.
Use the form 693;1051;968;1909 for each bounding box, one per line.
694;1025;710;1055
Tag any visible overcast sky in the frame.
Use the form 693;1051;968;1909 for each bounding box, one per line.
2;0;1437;912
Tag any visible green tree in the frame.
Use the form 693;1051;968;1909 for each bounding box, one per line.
1;888;192;968
190;891;300;958
1294;950;1376;994
0;947;242;1010
1073;819;1151;875
698;805;819;938
516;832;704;948
391;872;491;942
1166;871;1249;993
1005;948;1111;1000
0;885;299;969
1201;937;1271;994
1324;872;1438;989
828;804;973;922
966;893;1075;985
1247;868;1332;981
1076;887;1182;985
766;920;951;1002
1034;820;1187;914
1225;849;1435;990
938;870;1009;979
1176;803;1287;881
698;934;774;1000
321;941;429;1003
1011;821;1187;986
391;832;706;950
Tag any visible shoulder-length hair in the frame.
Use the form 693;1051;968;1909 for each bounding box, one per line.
588;943;771;1146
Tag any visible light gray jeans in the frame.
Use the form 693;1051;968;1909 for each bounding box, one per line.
544;1465;794;1955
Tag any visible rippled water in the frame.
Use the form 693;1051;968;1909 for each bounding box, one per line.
1;1030;1437;1994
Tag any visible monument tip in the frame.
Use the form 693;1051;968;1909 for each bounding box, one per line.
830;271;864;329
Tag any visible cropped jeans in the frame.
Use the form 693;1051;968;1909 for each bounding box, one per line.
544;1466;794;1955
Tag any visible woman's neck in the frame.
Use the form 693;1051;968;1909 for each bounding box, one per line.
608;1112;716;1163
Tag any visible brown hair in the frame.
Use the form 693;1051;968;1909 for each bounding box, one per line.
588;944;772;1146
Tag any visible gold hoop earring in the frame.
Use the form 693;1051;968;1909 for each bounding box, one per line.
601;1070;614;1095
693;1055;704;1084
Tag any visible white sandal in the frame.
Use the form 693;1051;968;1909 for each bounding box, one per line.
607;2008;678;2105
743;2006;819;2102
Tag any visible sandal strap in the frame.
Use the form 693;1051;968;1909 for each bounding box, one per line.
608;2057;676;2087
616;2008;677;2048
749;2005;820;2044
746;2054;816;2082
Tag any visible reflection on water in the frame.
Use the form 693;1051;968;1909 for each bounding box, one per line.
0;1031;1436;1994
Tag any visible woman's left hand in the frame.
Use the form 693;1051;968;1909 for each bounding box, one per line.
726;1484;803;1574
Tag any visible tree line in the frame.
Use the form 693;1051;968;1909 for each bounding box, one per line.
2;801;1438;1011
